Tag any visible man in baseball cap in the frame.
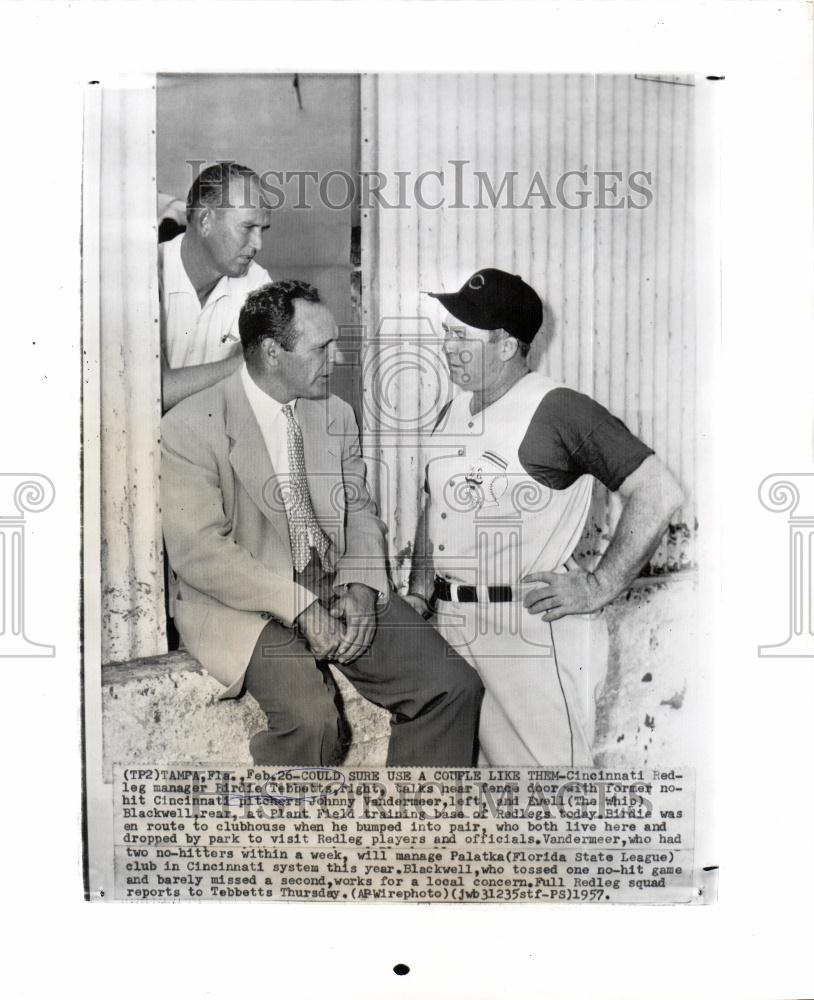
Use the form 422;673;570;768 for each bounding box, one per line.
406;267;683;766
428;267;543;346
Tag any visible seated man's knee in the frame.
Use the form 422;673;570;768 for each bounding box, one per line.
281;697;339;742
460;667;484;703
437;657;483;703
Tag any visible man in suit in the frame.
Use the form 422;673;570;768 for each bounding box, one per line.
161;280;483;766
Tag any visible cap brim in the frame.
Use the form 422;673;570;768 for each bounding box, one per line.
427;291;492;331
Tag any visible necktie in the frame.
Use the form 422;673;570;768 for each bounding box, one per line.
282;404;331;572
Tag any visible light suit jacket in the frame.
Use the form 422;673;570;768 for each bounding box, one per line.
160;370;389;698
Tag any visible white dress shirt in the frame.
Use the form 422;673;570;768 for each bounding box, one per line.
159;233;272;369
242;365;332;564
241;363;291;479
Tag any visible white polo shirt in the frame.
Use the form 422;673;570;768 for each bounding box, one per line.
159;233;271;369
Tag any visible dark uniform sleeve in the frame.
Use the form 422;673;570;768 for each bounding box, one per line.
517;387;653;492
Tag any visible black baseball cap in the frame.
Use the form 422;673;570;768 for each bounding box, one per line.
428;268;543;344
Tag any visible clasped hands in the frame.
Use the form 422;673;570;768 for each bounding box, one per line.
295;582;378;664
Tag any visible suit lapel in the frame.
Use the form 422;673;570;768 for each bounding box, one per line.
224;374;345;560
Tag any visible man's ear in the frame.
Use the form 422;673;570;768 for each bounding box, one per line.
499;330;520;361
197;206;213;237
260;336;280;368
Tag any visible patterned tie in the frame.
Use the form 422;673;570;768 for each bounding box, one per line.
282;404;331;572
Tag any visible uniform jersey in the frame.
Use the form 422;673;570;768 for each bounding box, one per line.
426;370;652;586
425;369;653;767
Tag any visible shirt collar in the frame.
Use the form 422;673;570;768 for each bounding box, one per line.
241;364;296;423
162;232;232;306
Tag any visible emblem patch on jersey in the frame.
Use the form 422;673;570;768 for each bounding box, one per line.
482;450;508;471
465;450;509;506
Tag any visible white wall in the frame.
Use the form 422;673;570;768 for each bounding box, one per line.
361;73;699;586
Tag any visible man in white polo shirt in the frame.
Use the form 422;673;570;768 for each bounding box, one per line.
159;162;272;410
407;268;683;767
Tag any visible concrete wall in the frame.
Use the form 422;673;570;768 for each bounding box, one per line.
102;574;700;777
594;574;701;768
101;651;387;782
93;82;167;664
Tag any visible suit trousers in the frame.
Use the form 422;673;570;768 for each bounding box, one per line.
243;558;484;767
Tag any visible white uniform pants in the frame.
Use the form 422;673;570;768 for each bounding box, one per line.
434;600;608;766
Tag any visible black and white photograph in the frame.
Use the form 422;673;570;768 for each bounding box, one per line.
81;70;712;904
3;1;813;997
91;75;704;767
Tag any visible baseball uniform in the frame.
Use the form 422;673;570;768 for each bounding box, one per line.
425;369;652;766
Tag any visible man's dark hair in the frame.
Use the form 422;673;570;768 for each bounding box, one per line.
239;280;321;359
185;162;259;222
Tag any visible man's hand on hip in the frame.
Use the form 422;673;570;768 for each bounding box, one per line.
295;601;343;661
521;567;610;621
330;583;378;664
